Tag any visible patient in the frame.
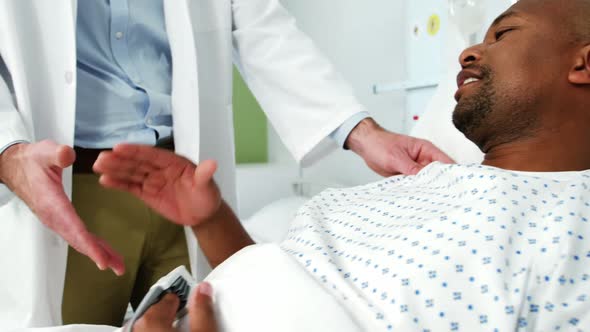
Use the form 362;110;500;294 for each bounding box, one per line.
94;0;590;330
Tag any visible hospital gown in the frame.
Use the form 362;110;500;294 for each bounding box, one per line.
281;162;590;331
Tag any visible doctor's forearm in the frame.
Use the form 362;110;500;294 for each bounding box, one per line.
191;201;255;268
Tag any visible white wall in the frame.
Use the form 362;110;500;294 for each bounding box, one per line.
237;1;407;218
270;0;407;187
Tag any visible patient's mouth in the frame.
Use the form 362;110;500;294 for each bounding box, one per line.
463;77;480;85
455;70;485;101
455;80;482;102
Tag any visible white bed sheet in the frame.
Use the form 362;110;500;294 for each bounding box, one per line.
175;244;362;332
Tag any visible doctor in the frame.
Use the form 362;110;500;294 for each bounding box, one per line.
0;0;452;329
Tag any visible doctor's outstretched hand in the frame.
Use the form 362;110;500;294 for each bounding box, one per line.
93;144;222;227
346;118;454;176
0;140;125;276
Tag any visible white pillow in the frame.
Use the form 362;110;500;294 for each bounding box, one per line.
243;196;308;243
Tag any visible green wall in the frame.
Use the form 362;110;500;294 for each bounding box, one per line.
232;67;268;164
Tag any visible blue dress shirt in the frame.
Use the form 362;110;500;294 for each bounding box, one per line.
75;0;173;148
73;0;367;149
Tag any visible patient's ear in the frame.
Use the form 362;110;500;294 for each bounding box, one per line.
569;45;590;84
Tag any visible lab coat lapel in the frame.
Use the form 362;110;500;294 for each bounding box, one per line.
163;0;203;280
163;0;201;163
0;1;76;328
164;0;233;282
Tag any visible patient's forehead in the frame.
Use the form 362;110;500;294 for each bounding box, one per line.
487;0;577;49
509;0;579;29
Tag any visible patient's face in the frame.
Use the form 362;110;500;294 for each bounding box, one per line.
452;0;575;151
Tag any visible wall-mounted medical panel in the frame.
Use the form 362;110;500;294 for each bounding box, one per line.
403;0;448;133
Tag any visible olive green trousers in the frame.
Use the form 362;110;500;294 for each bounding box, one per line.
61;174;190;326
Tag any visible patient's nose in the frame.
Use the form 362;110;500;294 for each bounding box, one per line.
459;46;483;68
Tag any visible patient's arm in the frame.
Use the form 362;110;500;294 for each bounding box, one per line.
192;201;254;268
93;144;254;268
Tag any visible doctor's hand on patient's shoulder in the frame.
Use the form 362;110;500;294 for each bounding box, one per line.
133;283;218;332
94;144;222;227
346;118;454;176
0;140;125;276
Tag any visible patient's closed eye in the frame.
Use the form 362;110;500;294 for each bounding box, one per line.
495;28;514;41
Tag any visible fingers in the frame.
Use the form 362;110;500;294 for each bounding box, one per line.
95;147;196;192
34;183;113;271
55;145;76;169
193;160;217;188
384;149;423;176
48;194;125;276
189;282;218;332
98;175;144;196
72;228;125;276
112;143;180;169
135;293;180;330
396;158;424;176
94;236;126;276
95;150;170;197
94;152;157;182
425;143;455;164
99;173;171;200
34;141;75;169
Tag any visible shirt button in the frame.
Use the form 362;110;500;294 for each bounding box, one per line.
115;31;124;39
64;71;74;84
146;118;153;125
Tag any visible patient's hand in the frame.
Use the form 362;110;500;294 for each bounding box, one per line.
93;144;222;226
133;283;218;332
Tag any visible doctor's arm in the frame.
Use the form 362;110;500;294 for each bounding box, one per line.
231;0;453;175
94;144;255;269
0;56;124;276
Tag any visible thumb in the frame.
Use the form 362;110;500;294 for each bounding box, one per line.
394;156;424;176
423;142;455;164
433;150;455;164
190;282;218;332
55;145;76;169
194;160;217;188
138;293;180;328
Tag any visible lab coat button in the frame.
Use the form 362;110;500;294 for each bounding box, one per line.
65;71;74;84
115;31;124;39
146;118;153;125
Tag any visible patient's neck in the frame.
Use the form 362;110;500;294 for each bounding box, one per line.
482;129;590;172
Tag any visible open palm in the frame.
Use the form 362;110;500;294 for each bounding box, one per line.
0;141;125;275
94;144;221;226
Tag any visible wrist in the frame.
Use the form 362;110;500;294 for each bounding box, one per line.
191;200;225;230
0;143;25;184
345;118;381;155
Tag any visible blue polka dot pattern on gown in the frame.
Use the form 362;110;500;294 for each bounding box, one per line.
280;162;590;331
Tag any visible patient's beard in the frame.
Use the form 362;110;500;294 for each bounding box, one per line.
453;66;496;151
453;65;540;153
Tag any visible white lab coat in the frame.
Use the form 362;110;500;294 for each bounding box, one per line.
0;0;365;330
